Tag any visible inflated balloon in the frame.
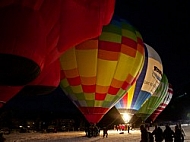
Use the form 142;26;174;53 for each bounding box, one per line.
147;83;173;122
60;16;145;124
115;43;163;122
0;0;115;86
132;43;163;110
0;86;23;108
134;74;169;122
115;46;148;121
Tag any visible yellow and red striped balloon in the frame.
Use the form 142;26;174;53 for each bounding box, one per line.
60;16;145;124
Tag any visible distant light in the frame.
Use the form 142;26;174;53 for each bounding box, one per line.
121;113;132;123
19;125;23;128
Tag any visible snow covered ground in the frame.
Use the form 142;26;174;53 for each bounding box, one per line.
3;124;190;142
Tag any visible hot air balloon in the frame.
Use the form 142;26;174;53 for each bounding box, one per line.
59;16;145;124
134;74;169;123
147;83;173;122
0;0;115;86
115;43;163;122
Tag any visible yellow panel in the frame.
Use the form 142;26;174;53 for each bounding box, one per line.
97;59;117;86
114;53;134;81
127;83;136;108
60;48;77;70
84;93;95;100
129;51;144;77
76;49;97;77
70;85;83;93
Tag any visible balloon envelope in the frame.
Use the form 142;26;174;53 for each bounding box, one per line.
0;0;115;86
60;16;145;123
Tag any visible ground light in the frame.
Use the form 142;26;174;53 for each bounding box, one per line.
121;113;132;123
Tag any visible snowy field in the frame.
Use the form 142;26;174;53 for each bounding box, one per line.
3;124;190;142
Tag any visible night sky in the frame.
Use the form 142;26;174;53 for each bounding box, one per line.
1;0;190;124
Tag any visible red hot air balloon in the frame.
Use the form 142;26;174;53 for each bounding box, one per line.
0;0;115;86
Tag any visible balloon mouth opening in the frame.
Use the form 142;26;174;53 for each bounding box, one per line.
0;54;41;86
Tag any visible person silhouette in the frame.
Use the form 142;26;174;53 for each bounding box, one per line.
103;126;108;138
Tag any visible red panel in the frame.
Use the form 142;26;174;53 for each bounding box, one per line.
95;93;106;100
67;76;81;86
122;36;137;49
122;94;128;108
79;107;109;123
82;85;96;93
121;81;130;90
98;41;121;52
108;86;119;95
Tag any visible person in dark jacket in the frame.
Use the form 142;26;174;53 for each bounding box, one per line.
140;124;149;142
174;125;183;142
152;125;164;142
163;125;175;142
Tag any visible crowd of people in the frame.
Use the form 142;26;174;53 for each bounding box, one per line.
140;124;186;142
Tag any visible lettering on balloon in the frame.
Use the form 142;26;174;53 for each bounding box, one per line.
154;66;162;75
143;80;157;87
